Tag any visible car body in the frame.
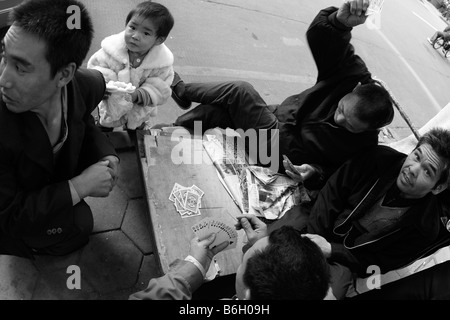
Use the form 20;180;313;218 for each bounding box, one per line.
0;0;24;28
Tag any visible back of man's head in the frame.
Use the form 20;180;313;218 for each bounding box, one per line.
243;226;330;300
10;0;94;77
417;128;450;186
353;82;394;129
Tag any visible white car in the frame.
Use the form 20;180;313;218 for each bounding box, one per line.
0;0;23;44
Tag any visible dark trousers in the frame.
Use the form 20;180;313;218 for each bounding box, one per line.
175;81;278;131
22;200;93;256
174;81;282;171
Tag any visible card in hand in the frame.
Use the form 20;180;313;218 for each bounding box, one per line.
283;154;304;183
366;0;384;15
191;217;238;251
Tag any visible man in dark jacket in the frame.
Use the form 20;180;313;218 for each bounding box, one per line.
0;0;119;258
169;0;394;188
266;128;450;299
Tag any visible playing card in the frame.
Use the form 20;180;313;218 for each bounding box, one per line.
182;209;201;218
192;218;212;238
189;185;204;208
192;218;238;251
180;189;189;204
184;190;200;214
283;154;304;183
191;185;205;197
214;222;238;250
170;183;205;218
174;198;185;214
172;189;182;204
169;183;183;202
366;0;384;15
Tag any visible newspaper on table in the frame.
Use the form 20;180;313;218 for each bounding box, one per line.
241;166;299;220
202;131;306;220
203;133;247;213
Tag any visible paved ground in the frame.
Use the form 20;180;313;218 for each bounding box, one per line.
1;0;450;300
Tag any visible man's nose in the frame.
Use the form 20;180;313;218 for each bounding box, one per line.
0;61;12;89
409;163;420;177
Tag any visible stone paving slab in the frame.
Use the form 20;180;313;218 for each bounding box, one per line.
77;231;143;295
87;187;128;233
122;199;154;255
0;256;38;300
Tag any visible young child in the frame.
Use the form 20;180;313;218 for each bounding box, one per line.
88;1;174;130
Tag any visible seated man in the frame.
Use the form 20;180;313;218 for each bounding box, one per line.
129;218;332;300
0;0;119;258
168;0;394;189
261;128;450;299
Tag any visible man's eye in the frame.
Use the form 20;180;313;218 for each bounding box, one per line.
16;65;25;73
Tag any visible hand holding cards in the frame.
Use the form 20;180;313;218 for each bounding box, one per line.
192;217;238;252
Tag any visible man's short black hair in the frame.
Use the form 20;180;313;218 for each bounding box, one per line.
10;0;94;77
353;82;395;129
125;1;174;39
243;226;330;300
417;128;450;186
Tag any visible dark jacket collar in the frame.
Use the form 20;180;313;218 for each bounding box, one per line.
0;76;85;178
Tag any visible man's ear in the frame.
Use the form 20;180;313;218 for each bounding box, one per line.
56;62;77;88
431;183;448;195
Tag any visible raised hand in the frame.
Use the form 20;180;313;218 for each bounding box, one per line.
337;0;370;28
235;215;268;247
